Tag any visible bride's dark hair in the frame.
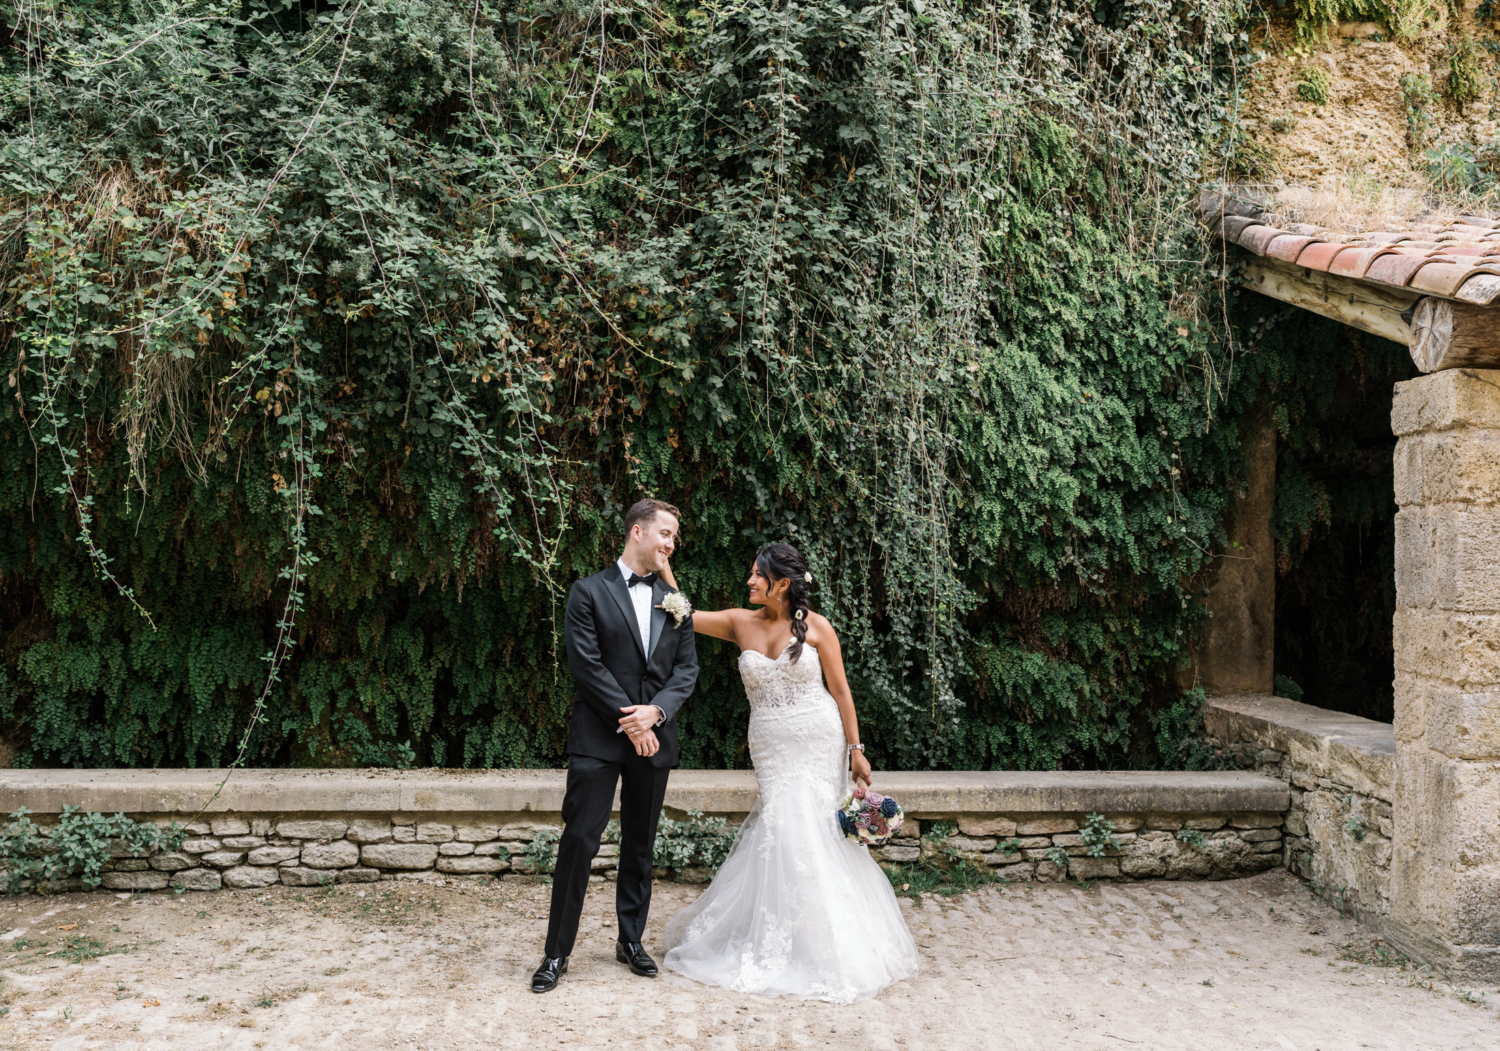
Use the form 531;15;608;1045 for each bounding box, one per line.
755;543;812;662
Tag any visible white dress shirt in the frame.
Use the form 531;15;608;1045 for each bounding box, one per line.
616;558;663;730
617;558;654;655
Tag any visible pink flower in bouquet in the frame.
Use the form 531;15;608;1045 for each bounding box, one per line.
865;791;885;807
853;785;867;800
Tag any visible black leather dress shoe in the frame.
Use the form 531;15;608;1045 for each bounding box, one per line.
615;939;658;977
530;956;568;993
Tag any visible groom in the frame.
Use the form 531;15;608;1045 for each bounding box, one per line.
530;498;699;993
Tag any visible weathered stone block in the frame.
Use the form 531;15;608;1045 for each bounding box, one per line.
247;846;301;866
436;856;507;874
1395;506;1500;613
279;867;336;887
223;865;281;889
1068;857;1120;880
439;842;474;856
171;868;222;892
276;820;349;841
251;818;274;837
210;818;250;837
991;861;1034;880
1103;815;1144;832
347;820;393;844
1182;815;1227;830
1396;682;1500;760
1143;813;1185;830
201;851;246;869
1283;810;1308;837
336;867;383;884
1227;812;1282;829
1121;856;1166;878
180;837;221;855
1015;817;1078;835
112;859;149;872
1250;840;1282;854
957;816;1016;837
1391;369;1500;438
456;825;501;843
874;845;920;863
1014;836;1052;849
473;843;508;857
101;870;170;890
1237;828;1281;843
148;852;196;872
392;825;417;843
945;836;997;853
361;843;438;870
1035;860;1067;882
1395;609;1500;686
300;840;360;869
588;855;615;871
416;823;455;843
1393;432;1500;507
220;836;267;850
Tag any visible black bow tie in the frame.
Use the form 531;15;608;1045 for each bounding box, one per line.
626;571;657;588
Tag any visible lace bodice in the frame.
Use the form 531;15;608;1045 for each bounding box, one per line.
738;645;827;710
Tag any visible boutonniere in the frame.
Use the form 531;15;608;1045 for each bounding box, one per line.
656;590;692;627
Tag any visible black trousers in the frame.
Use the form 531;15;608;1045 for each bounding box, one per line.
543;752;671;959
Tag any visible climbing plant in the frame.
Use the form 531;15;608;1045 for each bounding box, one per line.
0;0;1272;773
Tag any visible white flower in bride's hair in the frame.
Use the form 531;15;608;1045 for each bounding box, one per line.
656;590;693;627
794;609;805;620
803;571;813;583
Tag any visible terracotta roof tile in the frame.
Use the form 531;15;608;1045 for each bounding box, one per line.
1409;260;1500;297
1219;215;1261;241
1365;251;1437;287
1328;246;1399;279
1294;241;1354;272
1266;234;1321;262
1237;225;1285;255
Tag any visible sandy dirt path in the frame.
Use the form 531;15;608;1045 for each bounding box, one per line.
0;868;1493;1050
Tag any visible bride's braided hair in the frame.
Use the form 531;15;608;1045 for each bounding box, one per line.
755;543;813;662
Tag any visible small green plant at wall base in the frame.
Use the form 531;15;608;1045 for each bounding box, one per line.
0;807;185;894
923;821;957;843
1297;67;1332;105
523;829;561;876
1176;828;1207;850
1000;838;1023;857
1269;115;1298;134
1079;813;1122;858
652;811;736;873
884;859;998;899
1046;846;1071;870
1344;813;1369;842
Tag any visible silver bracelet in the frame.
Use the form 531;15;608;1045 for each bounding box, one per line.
848;743;865;752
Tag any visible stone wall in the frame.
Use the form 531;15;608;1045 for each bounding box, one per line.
1205;694;1395;925
0;768;1291;893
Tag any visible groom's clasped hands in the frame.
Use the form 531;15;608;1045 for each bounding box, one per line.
618;704;661;757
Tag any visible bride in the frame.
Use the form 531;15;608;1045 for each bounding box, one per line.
657;543;918;1003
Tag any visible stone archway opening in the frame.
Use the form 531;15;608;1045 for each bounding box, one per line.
1203;193;1500;980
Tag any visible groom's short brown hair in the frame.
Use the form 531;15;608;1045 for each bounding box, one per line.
624;498;681;537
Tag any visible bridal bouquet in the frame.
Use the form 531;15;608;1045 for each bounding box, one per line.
836;786;904;847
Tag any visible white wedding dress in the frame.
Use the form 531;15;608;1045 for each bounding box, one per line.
662;643;919;1002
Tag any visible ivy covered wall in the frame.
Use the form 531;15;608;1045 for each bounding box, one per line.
0;0;1320;773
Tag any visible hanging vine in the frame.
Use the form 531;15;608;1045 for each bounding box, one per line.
0;0;1262;773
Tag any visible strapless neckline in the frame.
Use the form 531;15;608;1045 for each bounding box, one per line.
739;643;814;664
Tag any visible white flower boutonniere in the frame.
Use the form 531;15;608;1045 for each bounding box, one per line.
656;590;692;627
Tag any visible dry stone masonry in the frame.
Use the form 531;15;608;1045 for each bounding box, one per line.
1205;694;1396;926
1389;369;1500;981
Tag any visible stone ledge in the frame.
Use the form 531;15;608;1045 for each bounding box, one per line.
1204;694;1395;802
0;767;1287;818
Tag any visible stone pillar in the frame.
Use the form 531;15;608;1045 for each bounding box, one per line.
1195;412;1276;695
1388;368;1500;980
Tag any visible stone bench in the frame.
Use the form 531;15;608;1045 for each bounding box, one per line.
0;767;1289;892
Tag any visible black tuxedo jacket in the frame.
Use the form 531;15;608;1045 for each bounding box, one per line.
563;564;698;768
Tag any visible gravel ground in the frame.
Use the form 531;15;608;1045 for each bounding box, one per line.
0;868;1494;1050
